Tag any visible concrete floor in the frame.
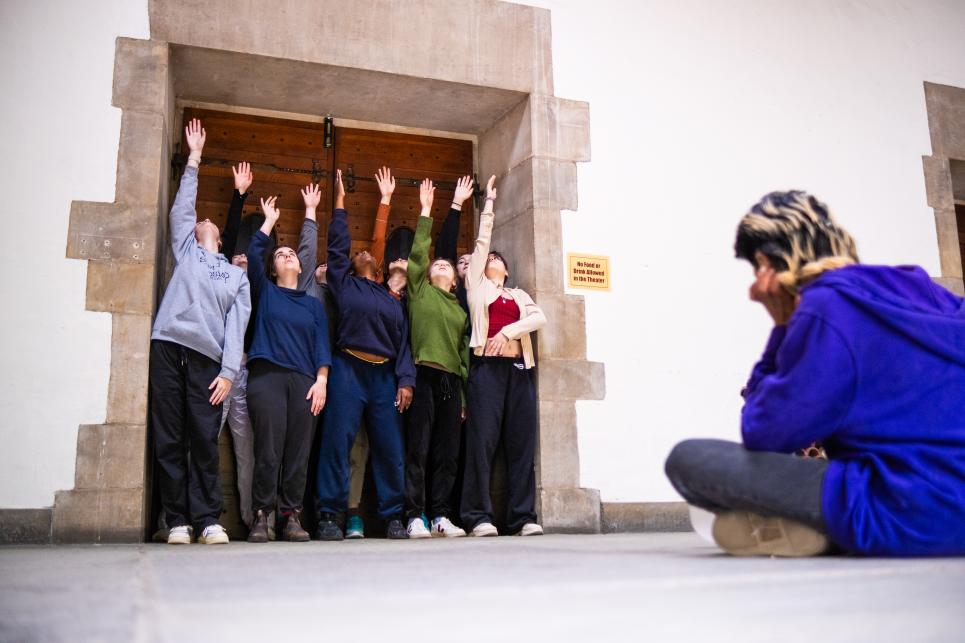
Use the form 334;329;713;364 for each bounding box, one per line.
1;533;963;642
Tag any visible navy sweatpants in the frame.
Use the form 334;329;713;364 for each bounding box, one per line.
316;352;405;519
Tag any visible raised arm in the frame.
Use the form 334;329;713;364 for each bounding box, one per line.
435;175;473;262
297;182;322;291
246;196;279;297
467;175;497;290
170;119;206;260
327;169;352;293
371;166;395;272
407;179;435;298
221;162;252;259
219;274;251;384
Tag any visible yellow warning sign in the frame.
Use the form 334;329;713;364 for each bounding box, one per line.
567;253;610;291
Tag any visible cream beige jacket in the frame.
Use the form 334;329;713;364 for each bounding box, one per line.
466;210;547;369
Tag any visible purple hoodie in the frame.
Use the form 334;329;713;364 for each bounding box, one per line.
742;264;965;556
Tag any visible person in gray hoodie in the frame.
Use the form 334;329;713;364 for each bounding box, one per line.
150;118;252;546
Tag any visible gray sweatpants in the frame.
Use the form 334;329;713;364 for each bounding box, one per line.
221;363;255;526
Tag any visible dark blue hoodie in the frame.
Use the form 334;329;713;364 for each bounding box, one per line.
742;264;965;556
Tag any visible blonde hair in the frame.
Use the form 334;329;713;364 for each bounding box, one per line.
735;191;859;294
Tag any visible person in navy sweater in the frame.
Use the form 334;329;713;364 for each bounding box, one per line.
315;169;417;541
245;196;332;543
665;190;965;557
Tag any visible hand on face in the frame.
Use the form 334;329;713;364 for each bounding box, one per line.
749;252;797;326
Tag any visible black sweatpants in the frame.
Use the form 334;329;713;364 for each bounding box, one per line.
149;340;224;531
405;365;463;521
460;357;538;533
247;360;317;515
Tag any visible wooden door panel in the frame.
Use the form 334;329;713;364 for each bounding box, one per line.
335;127;475;260
182;107;335;263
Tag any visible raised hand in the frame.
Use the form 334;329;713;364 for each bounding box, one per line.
233;162;253;193
485;174;497;201
375;166;396;201
335;168;345;210
301;183;322;210
260;195;280;225
453;175;474;206
185;118;206;159
419;178;435;211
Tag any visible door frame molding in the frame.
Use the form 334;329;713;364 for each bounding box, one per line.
50;0;604;542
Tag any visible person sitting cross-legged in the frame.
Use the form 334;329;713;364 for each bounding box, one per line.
665;190;965;557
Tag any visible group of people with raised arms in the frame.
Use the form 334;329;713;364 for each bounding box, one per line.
150;119;546;544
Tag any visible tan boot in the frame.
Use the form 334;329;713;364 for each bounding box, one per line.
712;511;830;557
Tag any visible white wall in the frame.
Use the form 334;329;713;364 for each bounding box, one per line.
523;0;965;501
2;0;964;511
0;1;149;507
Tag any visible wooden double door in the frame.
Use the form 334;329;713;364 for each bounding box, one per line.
176;108;475;537
183;107;475;266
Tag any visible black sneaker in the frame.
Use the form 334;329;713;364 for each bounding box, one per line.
386;517;408;539
316;513;344;541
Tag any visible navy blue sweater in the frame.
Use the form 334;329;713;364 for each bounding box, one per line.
327;208;416;388
742;265;965;556
246;230;332;379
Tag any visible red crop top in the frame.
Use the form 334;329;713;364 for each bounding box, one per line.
488;294;520;338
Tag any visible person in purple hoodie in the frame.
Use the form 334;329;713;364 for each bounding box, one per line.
665;190;965;557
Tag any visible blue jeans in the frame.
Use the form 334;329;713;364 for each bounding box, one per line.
665;439;829;532
316;352;405;519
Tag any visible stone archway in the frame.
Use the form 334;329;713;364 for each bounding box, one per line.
54;0;604;542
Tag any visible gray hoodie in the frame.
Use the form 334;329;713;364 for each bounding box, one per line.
151;166;251;382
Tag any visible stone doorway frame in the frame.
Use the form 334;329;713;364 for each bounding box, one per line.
53;0;604;542
922;81;965;296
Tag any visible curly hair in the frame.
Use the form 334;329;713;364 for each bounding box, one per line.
734;190;859;294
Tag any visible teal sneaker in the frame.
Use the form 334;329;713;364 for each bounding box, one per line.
346;515;365;539
421;513;430;532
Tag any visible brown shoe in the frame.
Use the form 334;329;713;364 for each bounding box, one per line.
247;510;269;543
283;509;311;542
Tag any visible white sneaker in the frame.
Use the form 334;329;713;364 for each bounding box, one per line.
518;523;543;537
407;517;432;539
167;525;192;545
431;517;466;538
470;522;498;537
199;524;229;545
